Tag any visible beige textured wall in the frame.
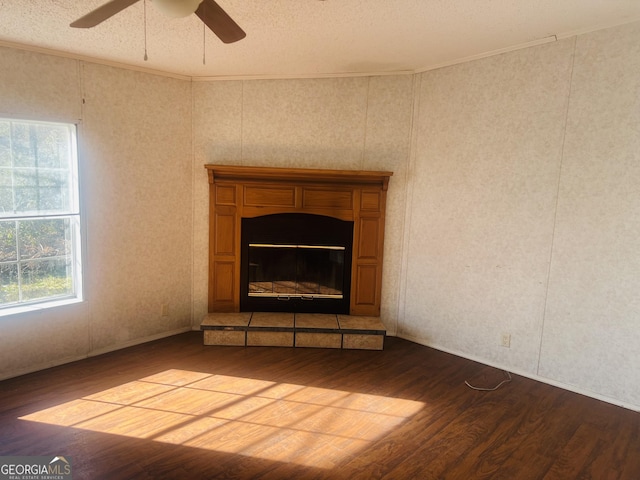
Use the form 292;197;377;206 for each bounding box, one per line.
539;23;640;405
81;64;193;352
402;22;640;408
401;39;574;370
0;47;82;122
192;76;415;331
1;20;638;410
0;50;193;378
0;47;90;377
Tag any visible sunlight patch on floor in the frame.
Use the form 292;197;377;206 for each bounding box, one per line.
20;369;424;469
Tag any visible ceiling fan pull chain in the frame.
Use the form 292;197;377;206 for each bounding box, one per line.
143;0;148;61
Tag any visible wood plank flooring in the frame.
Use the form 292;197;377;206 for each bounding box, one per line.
1;332;638;479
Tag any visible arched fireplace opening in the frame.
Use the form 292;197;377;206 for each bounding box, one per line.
240;213;353;314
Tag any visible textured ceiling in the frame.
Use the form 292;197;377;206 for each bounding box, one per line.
1;0;640;79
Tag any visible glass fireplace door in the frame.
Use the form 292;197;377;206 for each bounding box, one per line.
248;244;345;299
240;213;353;314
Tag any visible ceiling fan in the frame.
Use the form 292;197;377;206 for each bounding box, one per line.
70;0;246;44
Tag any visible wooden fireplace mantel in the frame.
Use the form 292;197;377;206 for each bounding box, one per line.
206;164;392;190
205;164;393;316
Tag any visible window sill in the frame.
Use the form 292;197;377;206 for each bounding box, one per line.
0;297;84;318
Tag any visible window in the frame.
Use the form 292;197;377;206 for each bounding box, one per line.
0;118;82;313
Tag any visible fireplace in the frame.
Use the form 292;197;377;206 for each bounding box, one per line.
240;213;353;313
205;165;392;316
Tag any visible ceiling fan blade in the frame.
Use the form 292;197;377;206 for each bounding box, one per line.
70;0;141;28
195;0;246;44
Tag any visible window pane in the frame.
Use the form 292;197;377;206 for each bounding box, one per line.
0;121;10;167
9;123;35;168
35;124;71;168
0;220;17;262
0;167;13;212
13;169;69;213
0;121;75;216
18;218;71;260
0;118;81;311
19;258;73;301
9;122;72;169
0;263;19;304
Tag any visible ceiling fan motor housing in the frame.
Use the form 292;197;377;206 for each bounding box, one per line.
153;0;203;17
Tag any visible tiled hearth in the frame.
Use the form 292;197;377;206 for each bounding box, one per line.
201;312;386;350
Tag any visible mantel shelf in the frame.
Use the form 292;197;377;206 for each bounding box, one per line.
205;164;393;190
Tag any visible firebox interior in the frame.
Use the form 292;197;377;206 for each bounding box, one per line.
240;213;353;313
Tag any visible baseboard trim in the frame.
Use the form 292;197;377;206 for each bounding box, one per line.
396;333;640;413
88;327;193;357
0;327;193;382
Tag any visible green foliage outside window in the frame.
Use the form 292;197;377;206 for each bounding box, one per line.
0;118;81;310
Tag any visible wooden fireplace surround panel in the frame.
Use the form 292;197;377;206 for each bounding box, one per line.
205;165;393;316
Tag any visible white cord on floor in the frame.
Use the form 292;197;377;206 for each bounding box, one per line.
465;371;512;391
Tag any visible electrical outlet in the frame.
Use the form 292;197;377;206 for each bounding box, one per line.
501;333;511;348
161;304;169;317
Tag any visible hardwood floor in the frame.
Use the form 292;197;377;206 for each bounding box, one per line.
1;332;638;479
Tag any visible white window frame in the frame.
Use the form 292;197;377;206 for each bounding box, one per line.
0;117;83;316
